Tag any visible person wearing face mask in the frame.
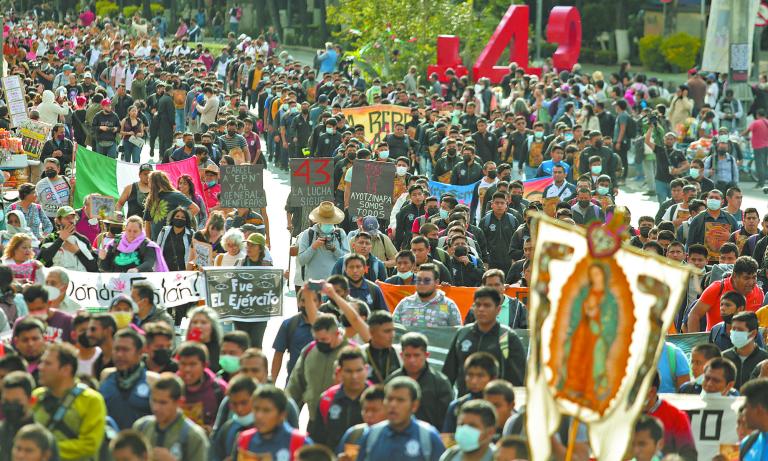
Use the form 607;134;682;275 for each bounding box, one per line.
578;131;621;183
385;251;417;285
211;375;258;461
170;132;197;161
201;164;222;210
315;118;343;158
45;267;81;315
432;140;462;183
685;189;738;264
0;210;39;254
144;322;179;374
297;201;350;286
35;157;72;221
441;400;497;461
286;313;354;426
704;141;739;193
0;371;37;460
40;123;74;174
707;291;767;352
722;312;768;390
156;207;195;272
451;146;484;186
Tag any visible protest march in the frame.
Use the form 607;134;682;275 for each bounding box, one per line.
0;1;768;461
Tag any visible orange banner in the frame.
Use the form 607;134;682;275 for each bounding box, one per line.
341;104;413;143
377;281;529;321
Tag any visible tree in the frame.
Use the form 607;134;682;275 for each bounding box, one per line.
327;0;475;79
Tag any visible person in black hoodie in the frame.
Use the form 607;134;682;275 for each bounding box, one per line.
446;235;484;287
394;185;426;249
0;371;37;461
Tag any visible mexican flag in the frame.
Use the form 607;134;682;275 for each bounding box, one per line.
73;145;204;209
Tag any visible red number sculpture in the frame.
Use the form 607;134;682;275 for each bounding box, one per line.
472;5;531;83
427;35;469;82
547;6;582;73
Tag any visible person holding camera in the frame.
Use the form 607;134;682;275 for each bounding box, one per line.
295;201;350;288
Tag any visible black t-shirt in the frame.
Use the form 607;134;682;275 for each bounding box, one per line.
655;145;686;183
144;191;193;240
163;229;187;271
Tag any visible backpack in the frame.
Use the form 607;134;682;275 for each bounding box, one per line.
318;384;342;424
739;430;763;460
624;115;638;139
481;212;516;233
364;420;433;460
138;416;191;459
237;427;306;460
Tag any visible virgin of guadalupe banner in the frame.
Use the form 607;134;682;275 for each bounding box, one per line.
525;211;693;461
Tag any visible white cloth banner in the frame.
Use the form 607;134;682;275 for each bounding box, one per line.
63;269;205;308
661;394;744;461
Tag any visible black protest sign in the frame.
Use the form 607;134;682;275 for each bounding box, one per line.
205;267;283;321
219;164;266;208
289;158;334;207
348;160;396;219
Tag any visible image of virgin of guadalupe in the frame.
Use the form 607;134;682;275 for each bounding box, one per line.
548;258;635;415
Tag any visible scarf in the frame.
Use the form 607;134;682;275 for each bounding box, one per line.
110;231;170;272
116;363;144;391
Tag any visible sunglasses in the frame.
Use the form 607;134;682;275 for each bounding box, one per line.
414;277;434;285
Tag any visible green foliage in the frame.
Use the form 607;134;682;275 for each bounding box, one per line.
95;0;120;17
594;49;617;65
150;3;165;15
327;0;476;80
123;5;140;17
660;33;701;71
581;3;615;44
638;35;666;71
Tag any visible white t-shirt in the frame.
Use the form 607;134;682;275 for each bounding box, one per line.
78;347;102;376
35;176;71;218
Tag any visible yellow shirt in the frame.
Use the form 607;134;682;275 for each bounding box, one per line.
756;305;768;327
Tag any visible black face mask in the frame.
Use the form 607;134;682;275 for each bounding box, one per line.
463;154;473;163
447;148;457;157
109;226;123;235
594;140;604;148
43;169;56;179
239;111;247;116
428;238;440;249
0;401;25;423
185;141;195;149
77;331;91;348
315;341;333;353
717;148;728;155
722;313;735;324
152;348;172;366
347;152;357;161
172;218;187;228
202;143;213;152
578;200;590;208
511;195;522;206
227;129;236;136
302;109;309;115
500;175;511;182
487;170;497;179
639;226;652;238
426;207;439;217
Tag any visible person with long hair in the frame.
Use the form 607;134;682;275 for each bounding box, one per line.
2;233;45;284
578;103;601;134
188;211;226;270
120;104;145;163
8;183;52;239
186;305;223;373
177;174;207;230
156;207;195;272
99;216;169;273
143;171;199;240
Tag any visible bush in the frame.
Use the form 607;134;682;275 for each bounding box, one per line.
638;35;666;71
150;3;164;15
95;0;119;17
660;33;701;71
594;49;617;65
123;5;139;17
579;47;596;63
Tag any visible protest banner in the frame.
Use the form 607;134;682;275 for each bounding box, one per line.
205;267;284;321
2;75;29;127
90;194;115;220
219;164;267;208
341;104;412;143
427;180;477;205
289;158;334;207
193;242;213;268
522;176;554;201
63;269;204;308
378;281;528;320
662;394;744;460
18;119;52;160
348;160;396;219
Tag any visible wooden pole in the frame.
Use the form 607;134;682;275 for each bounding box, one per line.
564;417;580;461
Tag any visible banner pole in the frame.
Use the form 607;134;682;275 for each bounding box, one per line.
564;416;580;461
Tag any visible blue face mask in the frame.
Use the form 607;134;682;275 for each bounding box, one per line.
454;424;482;452
689;168;700;179
591;165;602;175
379;151;390;160
439;209;449;220
730;330;752;349
597;186;609;196
319;223;335;234
706;198;721;211
396;271;413;280
232;411;255;426
206;180;217;187
564;133;574;141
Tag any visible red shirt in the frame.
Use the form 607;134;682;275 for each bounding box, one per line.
649;399;696;457
748;118;768;149
699;278;764;330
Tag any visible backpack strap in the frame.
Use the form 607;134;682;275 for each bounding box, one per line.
300;228;315;281
47;383;87;439
364;423;387;460
302;340;318;359
666;344;677;380
740;431;761;459
238;428;258;452
318;384;341;425
416;420;433;461
286;314;302;341
288;430;307;460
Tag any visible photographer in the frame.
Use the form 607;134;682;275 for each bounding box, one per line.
295;201;350;288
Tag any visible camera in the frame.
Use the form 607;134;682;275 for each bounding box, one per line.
649;114;658;126
322;230;338;250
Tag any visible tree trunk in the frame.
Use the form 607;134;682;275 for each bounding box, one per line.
298;0;309;46
615;0;626;29
254;0;268;32
143;0;152;18
318;0;328;43
266;0;282;41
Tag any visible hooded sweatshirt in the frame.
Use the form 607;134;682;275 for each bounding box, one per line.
37;90;70;125
180;368;227;428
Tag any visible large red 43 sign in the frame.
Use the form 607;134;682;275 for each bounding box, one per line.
427;5;581;83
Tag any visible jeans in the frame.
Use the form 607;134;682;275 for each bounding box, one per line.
95;141;117;158
230;22;239;35
175;108;186;132
655;180;671;204
642;159;656;193
755;147;768;185
121;139;142;163
234;321;268;349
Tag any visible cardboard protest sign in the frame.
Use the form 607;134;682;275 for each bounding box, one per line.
348;160;396;219
289;158;334;207
219;164;266;208
2;75;29;127
193;242;213;268
18;119;51;160
205;267;283;321
704;222;732;261
90;194;115;220
341;104;412;143
662;394;744;461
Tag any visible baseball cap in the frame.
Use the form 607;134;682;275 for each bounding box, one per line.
139;163;154;172
56;206;76;219
101;98;111;107
362;216;380;233
246;233;266;246
83;72;92;78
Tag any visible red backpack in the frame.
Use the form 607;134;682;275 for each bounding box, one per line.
237;427;307;461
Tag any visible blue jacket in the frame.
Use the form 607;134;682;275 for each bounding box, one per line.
99;366;152;430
